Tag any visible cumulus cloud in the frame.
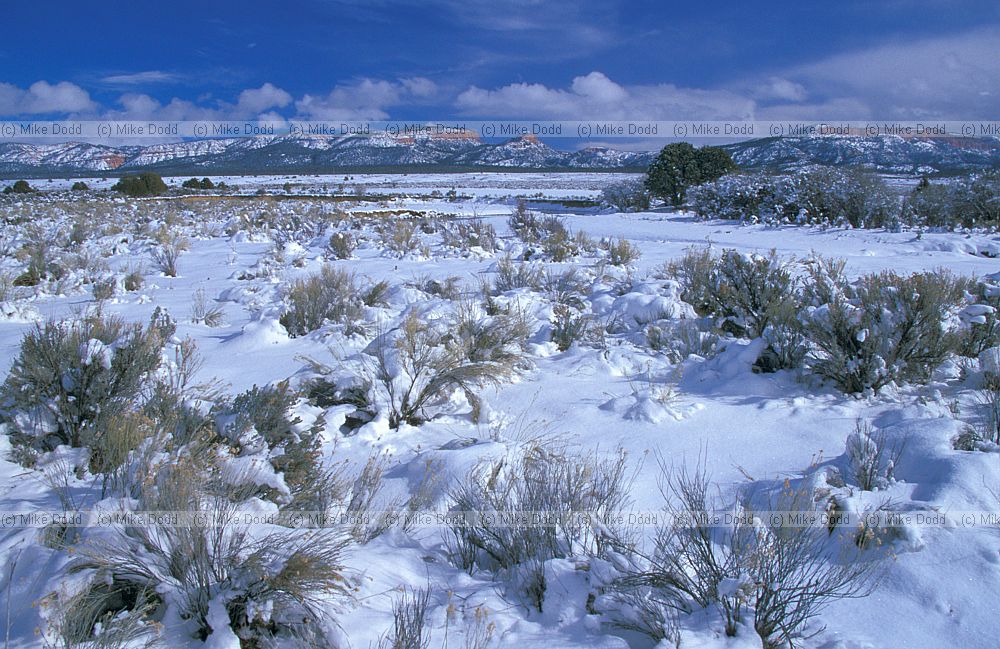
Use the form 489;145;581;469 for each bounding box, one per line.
106;93;221;121
236;83;293;114
103;82;294;121
455;71;755;120
295;77;439;120
0;81;96;115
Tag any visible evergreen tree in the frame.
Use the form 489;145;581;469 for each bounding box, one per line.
645;143;736;206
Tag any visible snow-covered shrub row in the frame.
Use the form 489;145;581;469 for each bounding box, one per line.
903;172;1000;229
690;168;899;228
661;247;978;391
692;169;1000;231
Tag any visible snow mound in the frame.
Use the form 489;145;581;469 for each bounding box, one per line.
225;316;289;350
593;280;695;329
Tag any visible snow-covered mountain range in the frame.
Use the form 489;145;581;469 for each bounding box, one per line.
1;132;998;177
724;134;1000;175
0;133;653;176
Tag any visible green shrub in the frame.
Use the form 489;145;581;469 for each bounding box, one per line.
112;173;168;197
3;179;35;194
182;177;215;190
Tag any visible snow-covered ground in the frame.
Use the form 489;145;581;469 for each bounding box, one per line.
1;173;999;649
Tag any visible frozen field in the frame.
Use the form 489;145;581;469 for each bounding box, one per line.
1;173;999;649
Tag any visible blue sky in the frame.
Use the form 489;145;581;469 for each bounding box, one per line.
1;0;998;131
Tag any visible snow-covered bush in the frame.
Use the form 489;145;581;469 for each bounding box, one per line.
1;310;170;454
327;230;356;259
846;420;903;491
123;264;145;292
689;172;792;223
150;229;189;277
645;319;720;361
954;278;1000;358
216;381;329;509
957;383;1000;449
13;223;65;287
380;219;422;256
411;274;464;300
791;168;899;228
378;587;431;649
608;464;880;648
711;249;799;339
492;254;545;293
141;335;221;450
279;264;367;336
691;168;899;228
441;217;499;252
508;203;583;260
448;443;629;610
601;178;651;212
66;461;351;647
544;267;590;308
664;248;801;360
551;303;591;351
902;181;959;228
662;247;716;316
454;300;532;366
508;200;544;243
366;311;520;428
804;270;966;392
91;275;116;301
603;237;642;266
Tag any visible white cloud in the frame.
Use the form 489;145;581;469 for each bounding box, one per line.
456;28;1000;124
763;26;1000;118
295;77;439;120
0;81;96;115
455;71;755;120
753;77;808;103
101;71;178;85
236;83;293;114
104;82;294;121
107;93;219;121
